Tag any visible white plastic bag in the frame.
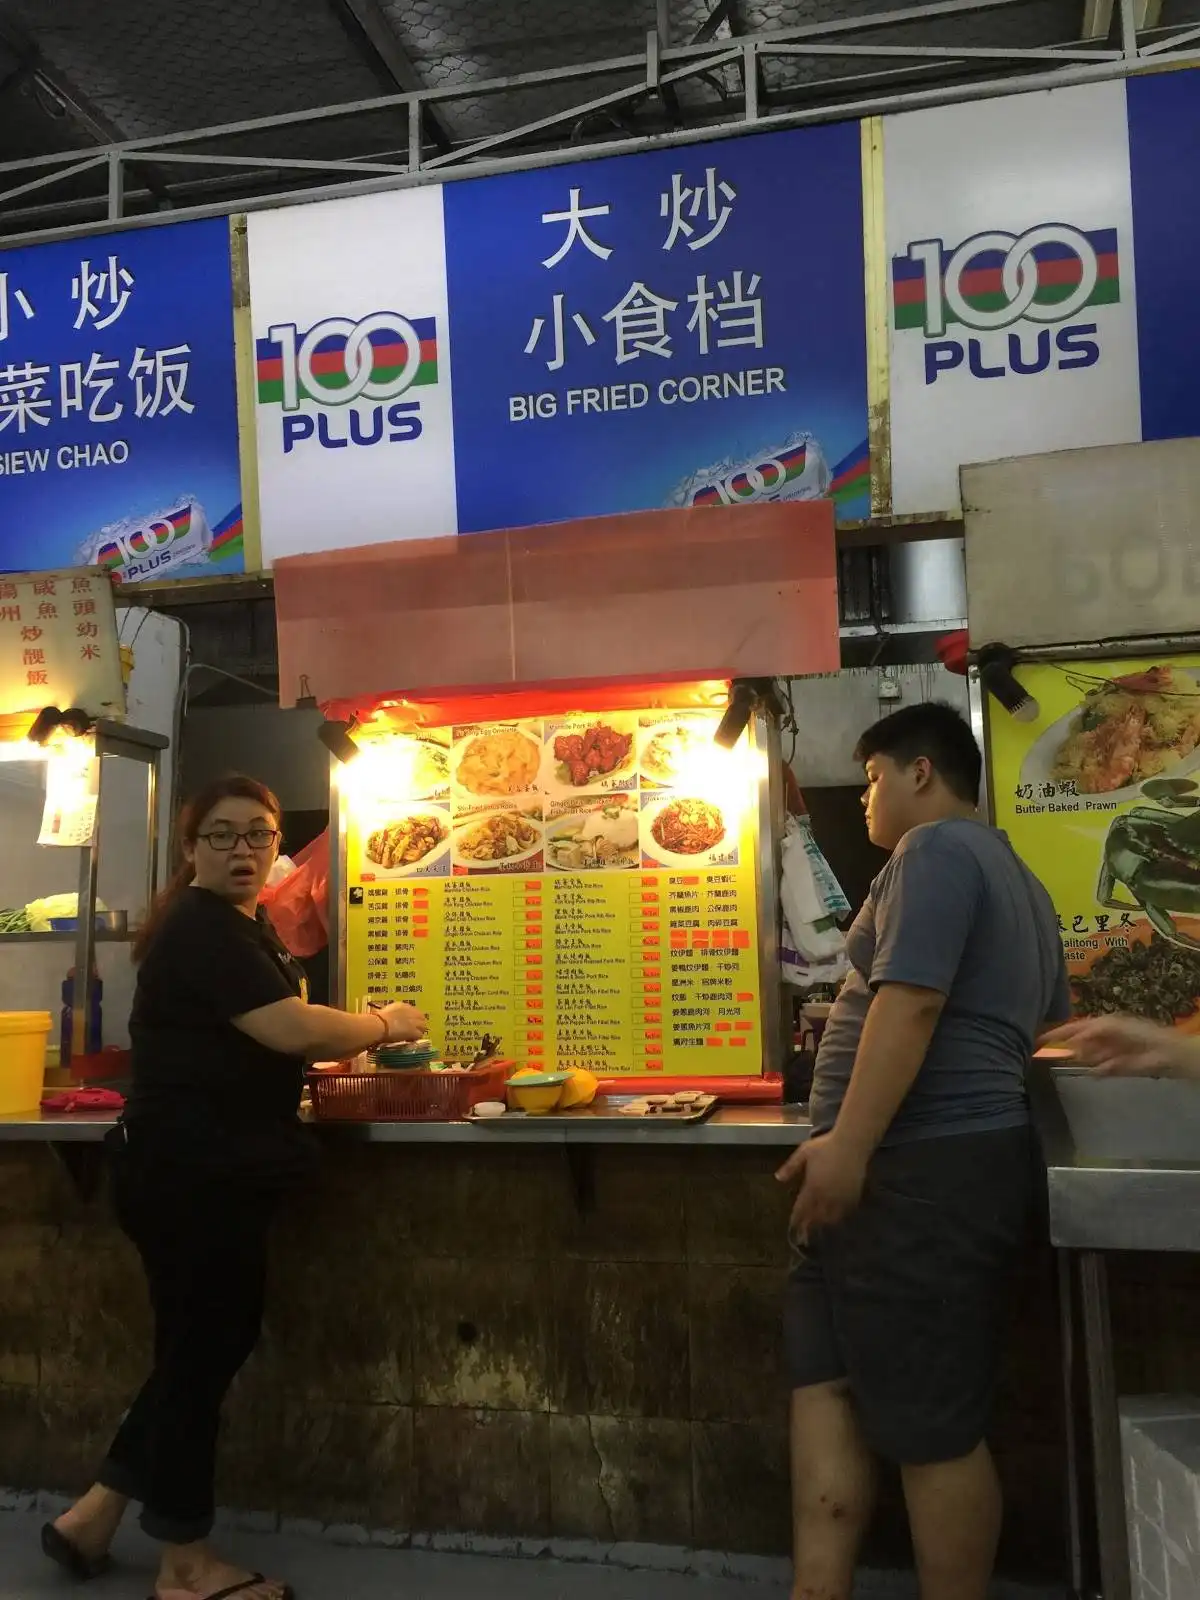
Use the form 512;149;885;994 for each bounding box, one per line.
780;817;848;964
781;918;849;989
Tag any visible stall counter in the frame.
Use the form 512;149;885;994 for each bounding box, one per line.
0;1103;813;1146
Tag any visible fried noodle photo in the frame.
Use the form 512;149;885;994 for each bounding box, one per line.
455;731;540;797
1052;666;1200;795
651;798;726;856
365;813;448;870
457;810;542;863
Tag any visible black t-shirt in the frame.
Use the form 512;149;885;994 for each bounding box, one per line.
126;887;308;1140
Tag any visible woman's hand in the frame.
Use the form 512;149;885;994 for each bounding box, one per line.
1043;1016;1200;1079
378;1001;428;1044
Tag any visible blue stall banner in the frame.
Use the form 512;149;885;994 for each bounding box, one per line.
0;217;244;582
1128;70;1200;445
443;124;871;533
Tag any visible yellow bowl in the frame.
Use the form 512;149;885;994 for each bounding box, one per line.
507;1081;565;1116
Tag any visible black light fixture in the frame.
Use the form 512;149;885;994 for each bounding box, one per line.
977;644;1039;724
714;678;782;749
27;706;94;746
317;715;361;764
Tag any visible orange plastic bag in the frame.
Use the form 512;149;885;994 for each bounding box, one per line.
262;831;329;957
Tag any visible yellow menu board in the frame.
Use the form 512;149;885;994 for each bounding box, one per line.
340;709;764;1074
990;655;1200;1030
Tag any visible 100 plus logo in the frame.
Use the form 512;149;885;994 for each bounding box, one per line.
255;311;438;452
892;224;1120;385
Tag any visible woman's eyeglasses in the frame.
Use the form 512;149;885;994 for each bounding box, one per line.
198;828;280;852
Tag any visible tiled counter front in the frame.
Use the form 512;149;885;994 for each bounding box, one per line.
0;1142;1066;1578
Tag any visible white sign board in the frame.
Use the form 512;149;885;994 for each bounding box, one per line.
964;436;1200;649
247;187;458;563
0;566;123;717
884;80;1142;516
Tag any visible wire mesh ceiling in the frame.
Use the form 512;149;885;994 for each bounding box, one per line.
0;0;1197;239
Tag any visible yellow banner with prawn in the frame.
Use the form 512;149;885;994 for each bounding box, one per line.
990;656;1200;1032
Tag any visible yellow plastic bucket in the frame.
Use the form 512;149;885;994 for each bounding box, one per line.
0;1013;52;1114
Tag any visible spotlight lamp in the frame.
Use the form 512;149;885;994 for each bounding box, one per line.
317;715;362;765
714;678;783;749
977;645;1039;724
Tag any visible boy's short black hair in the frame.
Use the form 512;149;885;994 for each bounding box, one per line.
853;701;982;805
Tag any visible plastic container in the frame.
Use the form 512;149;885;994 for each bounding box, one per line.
506;1071;571;1115
307;1059;512;1123
60;968;102;1064
0;1012;52;1114
69;1047;131;1087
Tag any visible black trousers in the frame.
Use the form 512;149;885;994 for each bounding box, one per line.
97;1133;276;1543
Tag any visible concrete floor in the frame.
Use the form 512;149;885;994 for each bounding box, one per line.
0;1505;1068;1600
1;1509;796;1600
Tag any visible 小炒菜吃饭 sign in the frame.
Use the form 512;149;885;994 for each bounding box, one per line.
0;218;245;583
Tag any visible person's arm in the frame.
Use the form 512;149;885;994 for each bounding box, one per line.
235;998;426;1061
1043;1016;1200;1079
826;982;948;1158
159;900;427;1061
777;830;978;1235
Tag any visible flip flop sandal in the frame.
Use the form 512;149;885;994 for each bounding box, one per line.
41;1522;113;1581
150;1578;295;1600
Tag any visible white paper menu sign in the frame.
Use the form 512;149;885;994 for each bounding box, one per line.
0;567;124;718
39;743;100;847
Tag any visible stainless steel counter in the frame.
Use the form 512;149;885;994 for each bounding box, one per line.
0;1103;812;1147
1027;1058;1200;1600
1030;1062;1200;1253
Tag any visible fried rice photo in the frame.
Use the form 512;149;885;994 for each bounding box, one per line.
456;810;541;863
1051;666;1200;795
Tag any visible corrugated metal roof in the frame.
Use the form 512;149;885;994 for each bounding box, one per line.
0;0;1195;236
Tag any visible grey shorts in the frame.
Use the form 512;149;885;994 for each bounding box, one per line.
784;1125;1035;1465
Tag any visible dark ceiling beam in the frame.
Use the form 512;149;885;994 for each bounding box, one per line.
656;0;683;126
727;3;769;113
325;0;454;156
0;14;174;208
693;0;734;44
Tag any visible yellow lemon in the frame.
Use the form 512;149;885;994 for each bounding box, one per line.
558;1069;598;1110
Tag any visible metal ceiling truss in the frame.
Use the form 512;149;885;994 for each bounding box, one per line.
0;0;1197;247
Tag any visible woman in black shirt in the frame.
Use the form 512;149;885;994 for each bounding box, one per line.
42;775;426;1600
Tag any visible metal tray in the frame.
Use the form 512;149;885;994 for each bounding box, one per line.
466;1093;718;1129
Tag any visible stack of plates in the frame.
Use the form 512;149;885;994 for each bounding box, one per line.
375;1040;439;1071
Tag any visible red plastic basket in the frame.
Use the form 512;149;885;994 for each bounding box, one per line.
306;1059;512;1123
